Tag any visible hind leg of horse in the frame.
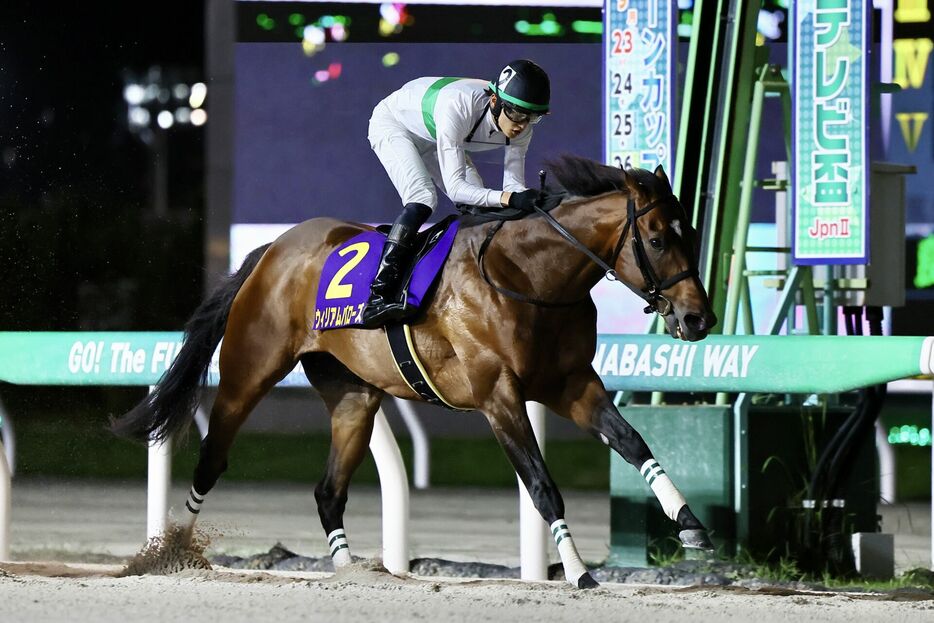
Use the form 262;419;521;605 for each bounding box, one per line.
180;352;295;538
482;372;598;588
544;370;713;551
302;354;383;569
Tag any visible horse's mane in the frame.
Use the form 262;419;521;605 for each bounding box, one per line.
546;154;664;198
457;154;666;229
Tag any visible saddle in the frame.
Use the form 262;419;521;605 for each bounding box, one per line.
374;214;456;246
311;191;571;331
312;216;459;331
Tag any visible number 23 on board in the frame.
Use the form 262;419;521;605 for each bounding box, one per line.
611;29;634;55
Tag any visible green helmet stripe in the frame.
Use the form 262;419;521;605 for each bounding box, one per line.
421;77;463;139
487;80;549;112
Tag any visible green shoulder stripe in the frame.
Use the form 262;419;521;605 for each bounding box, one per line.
422;77;463;139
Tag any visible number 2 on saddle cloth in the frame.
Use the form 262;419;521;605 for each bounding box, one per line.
312;217;459;331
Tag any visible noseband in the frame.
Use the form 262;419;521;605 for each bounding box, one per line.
622;196;698;316
477;194;698;316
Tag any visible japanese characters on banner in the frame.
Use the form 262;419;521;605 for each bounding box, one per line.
604;0;675;173
793;0;869;265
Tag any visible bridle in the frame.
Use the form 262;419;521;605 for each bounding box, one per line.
623;196;698;316
477;194;698;316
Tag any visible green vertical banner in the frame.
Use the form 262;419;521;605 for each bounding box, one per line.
793;0;869;265
604;0;675;172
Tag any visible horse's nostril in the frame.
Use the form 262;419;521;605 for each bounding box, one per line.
684;314;706;333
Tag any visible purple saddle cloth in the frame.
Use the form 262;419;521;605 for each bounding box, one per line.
313;217;460;331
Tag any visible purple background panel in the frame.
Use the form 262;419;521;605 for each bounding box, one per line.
234;42;601;225
313;222;459;330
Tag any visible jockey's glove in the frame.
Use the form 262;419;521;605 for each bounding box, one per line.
507;188;539;212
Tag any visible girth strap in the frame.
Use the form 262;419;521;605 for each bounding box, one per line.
385;323;467;411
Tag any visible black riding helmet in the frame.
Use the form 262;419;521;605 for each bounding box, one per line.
488;59;550;115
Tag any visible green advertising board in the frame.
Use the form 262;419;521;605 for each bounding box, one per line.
0;333;931;392
0;332;307;387
792;0;869;264
594;334;933;394
604;0;675;172
0;332;184;385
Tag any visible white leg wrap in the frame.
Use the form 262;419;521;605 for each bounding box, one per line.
182;486;205;530
640;458;687;521
327;528;353;567
550;519;589;586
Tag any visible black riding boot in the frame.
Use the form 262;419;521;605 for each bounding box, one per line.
360;202;432;329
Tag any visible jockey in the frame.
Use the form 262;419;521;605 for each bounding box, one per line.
361;59;552;328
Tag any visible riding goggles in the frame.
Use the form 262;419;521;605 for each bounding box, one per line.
502;103;545;125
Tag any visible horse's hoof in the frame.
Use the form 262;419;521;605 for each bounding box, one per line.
679;529;714;550
577;572;600;589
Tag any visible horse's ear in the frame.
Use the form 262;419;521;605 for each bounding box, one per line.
654;164;670;187
620;169;645;197
617;167;637;193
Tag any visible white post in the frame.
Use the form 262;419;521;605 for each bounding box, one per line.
0;398;14;477
368;408;410;574
519;402;549;581
886;378;934;567
147;436;172;540
0;437;10;560
194;405;210;440
146;386;172;540
875;421;896;505
394;398;430;489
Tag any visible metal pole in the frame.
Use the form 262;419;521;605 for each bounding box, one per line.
146;436;172;539
875;420;896;505
146;385;172;539
722;65;769;336
716;68;766;408
0;437;10;560
369;408;410;574
823;269;836;336
519;402;549;581
194;405;210;440
394;398;430;490
0;397;14;476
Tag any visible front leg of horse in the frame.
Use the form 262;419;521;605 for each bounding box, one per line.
482;374;599;588
546;372;714;552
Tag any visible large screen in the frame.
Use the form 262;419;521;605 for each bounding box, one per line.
230;1;934;333
231;1;664;332
233;41;601;225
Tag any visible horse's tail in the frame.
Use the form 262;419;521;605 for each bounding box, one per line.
111;243;272;444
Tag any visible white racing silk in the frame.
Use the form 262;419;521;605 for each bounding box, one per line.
368;77;532;210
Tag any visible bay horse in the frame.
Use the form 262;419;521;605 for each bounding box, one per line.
113;155;717;588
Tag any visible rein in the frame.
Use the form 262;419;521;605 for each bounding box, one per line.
477;194;698;315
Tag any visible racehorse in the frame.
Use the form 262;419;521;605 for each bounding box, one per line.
112;154;717;588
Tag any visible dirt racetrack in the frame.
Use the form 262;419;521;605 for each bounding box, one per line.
1;479;932;622
2;559;933;622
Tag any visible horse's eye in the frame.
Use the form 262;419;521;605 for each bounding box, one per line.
649;238;663;250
